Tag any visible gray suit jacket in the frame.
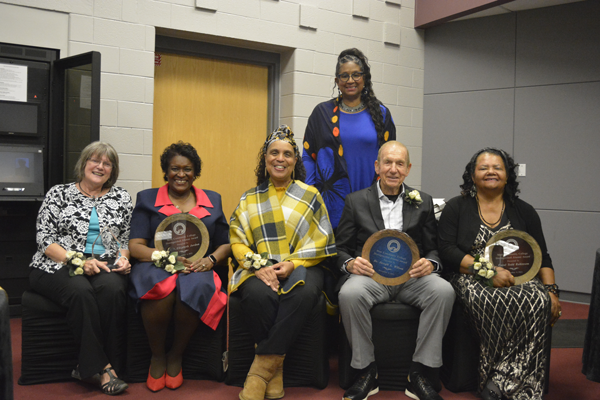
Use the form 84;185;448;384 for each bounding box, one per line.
335;182;441;273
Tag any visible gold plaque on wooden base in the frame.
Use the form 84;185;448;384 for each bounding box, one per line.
154;214;209;262
485;230;541;285
362;229;419;286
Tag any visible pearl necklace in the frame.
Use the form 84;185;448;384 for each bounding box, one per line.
339;100;366;113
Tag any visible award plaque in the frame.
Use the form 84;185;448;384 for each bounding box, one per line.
485;230;542;285
362;229;419;286
154;214;209;262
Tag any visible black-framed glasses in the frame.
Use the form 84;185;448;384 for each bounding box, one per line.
337;72;364;82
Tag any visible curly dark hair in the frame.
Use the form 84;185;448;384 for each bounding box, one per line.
255;144;306;187
460;148;520;203
160;141;202;181
334;48;386;147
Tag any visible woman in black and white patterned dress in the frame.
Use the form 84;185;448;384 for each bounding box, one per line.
438;148;561;400
29;142;132;395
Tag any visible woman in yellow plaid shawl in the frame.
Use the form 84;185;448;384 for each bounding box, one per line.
230;125;336;400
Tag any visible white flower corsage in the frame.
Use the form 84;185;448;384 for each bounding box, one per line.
243;252;273;272
404;189;423;208
66;250;87;277
151;249;185;274
471;254;497;287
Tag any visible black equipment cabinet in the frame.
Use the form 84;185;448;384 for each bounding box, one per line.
0;42;100;315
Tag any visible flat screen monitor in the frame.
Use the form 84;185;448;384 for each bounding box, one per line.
0;144;44;199
0;101;39;136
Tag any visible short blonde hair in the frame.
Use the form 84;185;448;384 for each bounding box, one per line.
74;141;120;188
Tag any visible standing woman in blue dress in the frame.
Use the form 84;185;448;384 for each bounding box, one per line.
303;48;396;229
128;142;231;392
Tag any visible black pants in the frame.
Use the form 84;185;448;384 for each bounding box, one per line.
29;266;127;379
237;266;323;355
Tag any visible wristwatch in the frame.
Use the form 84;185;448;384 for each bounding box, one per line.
208;254;218;266
342;258;354;274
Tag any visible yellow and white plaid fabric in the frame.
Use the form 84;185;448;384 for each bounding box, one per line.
229;179;336;293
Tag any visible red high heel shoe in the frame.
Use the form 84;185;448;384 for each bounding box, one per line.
165;369;183;390
146;368;166;392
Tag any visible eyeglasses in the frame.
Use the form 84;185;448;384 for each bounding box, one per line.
88;158;113;169
337;72;364;82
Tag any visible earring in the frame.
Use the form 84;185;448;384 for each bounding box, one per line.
469;186;477;197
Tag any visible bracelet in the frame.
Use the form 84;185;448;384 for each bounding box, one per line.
208;254;217;266
545;283;560;297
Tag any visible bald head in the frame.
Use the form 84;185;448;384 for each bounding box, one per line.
374;141;412;195
377;141;410;166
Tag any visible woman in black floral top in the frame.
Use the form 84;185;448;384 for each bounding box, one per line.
29;142;132;396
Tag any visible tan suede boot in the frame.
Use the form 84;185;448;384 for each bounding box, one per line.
239;354;284;400
265;355;285;399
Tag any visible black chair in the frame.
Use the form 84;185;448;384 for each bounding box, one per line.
441;301;552;393
20;289;131;385
439;302;480;392
124;296;226;382
339;302;421;391
582;248;600;383
225;291;329;389
19;290;79;385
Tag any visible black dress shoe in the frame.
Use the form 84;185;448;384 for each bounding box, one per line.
343;363;379;400
405;371;443;400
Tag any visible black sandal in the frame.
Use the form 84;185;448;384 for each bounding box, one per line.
100;367;128;396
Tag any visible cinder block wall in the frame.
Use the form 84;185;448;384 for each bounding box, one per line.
0;0;426;197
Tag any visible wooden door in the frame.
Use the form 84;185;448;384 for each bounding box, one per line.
152;52;269;220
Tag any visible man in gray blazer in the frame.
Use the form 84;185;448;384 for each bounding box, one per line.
337;141;454;400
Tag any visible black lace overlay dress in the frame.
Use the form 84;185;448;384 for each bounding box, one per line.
449;215;551;400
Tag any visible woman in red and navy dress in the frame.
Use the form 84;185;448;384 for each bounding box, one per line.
129;142;230;392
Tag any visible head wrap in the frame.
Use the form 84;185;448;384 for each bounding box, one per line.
263;125;299;159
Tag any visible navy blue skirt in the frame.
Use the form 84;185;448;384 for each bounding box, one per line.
129;261;226;330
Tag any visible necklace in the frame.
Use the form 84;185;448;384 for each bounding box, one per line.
339;100;366;113
477;196;505;227
78;182;100;199
170;190;192;209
